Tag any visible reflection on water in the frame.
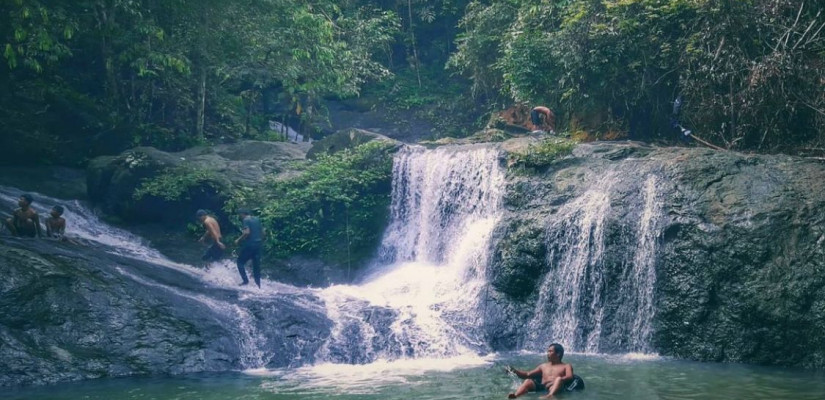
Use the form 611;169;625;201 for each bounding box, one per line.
7;352;825;400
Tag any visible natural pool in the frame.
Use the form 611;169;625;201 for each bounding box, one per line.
6;352;825;400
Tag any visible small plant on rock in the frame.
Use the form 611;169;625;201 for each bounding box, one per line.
508;137;576;169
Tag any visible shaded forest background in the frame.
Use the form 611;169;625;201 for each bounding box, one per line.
2;0;824;166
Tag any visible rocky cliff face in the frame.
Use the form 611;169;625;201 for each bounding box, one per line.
487;140;825;368
3;138;825;390
0;236;332;387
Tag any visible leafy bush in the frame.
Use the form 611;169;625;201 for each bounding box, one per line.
134;166;222;201
508;137;576;169
236;141;396;265
450;0;825;154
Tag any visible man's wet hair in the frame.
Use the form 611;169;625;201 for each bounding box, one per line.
549;343;564;360
21;194;33;204
195;209;208;218
52;205;64;215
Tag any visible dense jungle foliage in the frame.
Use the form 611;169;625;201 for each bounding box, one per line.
450;0;825;154
228;140;395;265
2;0;823;164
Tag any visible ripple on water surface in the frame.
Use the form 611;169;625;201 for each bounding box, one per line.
5;353;825;400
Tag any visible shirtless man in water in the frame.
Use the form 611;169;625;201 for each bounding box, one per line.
4;194;42;238
507;343;574;398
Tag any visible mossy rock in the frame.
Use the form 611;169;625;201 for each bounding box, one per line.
307;129;401;159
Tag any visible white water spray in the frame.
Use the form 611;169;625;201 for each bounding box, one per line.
622;174;662;353
316;145;504;363
526;172;613;352
525;170;663;354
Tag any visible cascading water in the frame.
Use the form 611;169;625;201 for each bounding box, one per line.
0;185;279;369
525;170;664;354
2;143;667;384
526;172;613;352
623;174;663;353
315;145;504;363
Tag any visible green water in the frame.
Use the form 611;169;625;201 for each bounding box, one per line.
5;353;824;400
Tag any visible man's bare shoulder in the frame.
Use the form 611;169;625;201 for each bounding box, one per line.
15;208;38;217
542;361;570;371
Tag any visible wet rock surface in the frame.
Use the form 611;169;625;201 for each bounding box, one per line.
489;141;825;368
0;236;332;387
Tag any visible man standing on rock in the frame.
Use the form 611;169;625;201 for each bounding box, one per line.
197;209;225;262
234;208;263;287
4;194;42;238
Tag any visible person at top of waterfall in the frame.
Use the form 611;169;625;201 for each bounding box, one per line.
530;106;556;134
4;194;42;238
197;209;226;262
670;95;692;142
234;208;264;288
506;343;582;398
44;205;66;239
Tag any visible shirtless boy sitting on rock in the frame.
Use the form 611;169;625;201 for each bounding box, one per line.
506;343;582;398
4;194;42;238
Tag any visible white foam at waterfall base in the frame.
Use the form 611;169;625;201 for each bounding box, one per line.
252;354;494;394
319;217;498;360
316;145;504;363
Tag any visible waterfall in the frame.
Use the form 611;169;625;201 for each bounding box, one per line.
316;145;504;363
625;175;663;353
378;145;505;264
526;172;613;352
525;171;663;354
1;142;666;379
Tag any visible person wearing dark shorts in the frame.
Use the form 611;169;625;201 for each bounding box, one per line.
234;208;264;287
506;343;584;398
530;376;585;393
4;194;42;237
197;209;226;262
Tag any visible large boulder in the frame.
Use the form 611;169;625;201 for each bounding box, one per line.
86;140;309;223
0;166;87;200
492;140;825;368
306;129;401;160
0;236;332;387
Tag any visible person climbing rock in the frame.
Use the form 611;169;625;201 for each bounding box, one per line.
234;208;264;287
197;209;226;262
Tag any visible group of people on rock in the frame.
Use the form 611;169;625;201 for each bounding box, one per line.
3;194;67;240
3;193;263;288
197;208;264;288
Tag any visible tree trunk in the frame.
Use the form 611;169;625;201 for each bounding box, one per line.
96;1;119;104
407;0;422;87
194;5;208;139
196;67;206;139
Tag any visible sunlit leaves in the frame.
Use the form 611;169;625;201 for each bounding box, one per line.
245;141;395;262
